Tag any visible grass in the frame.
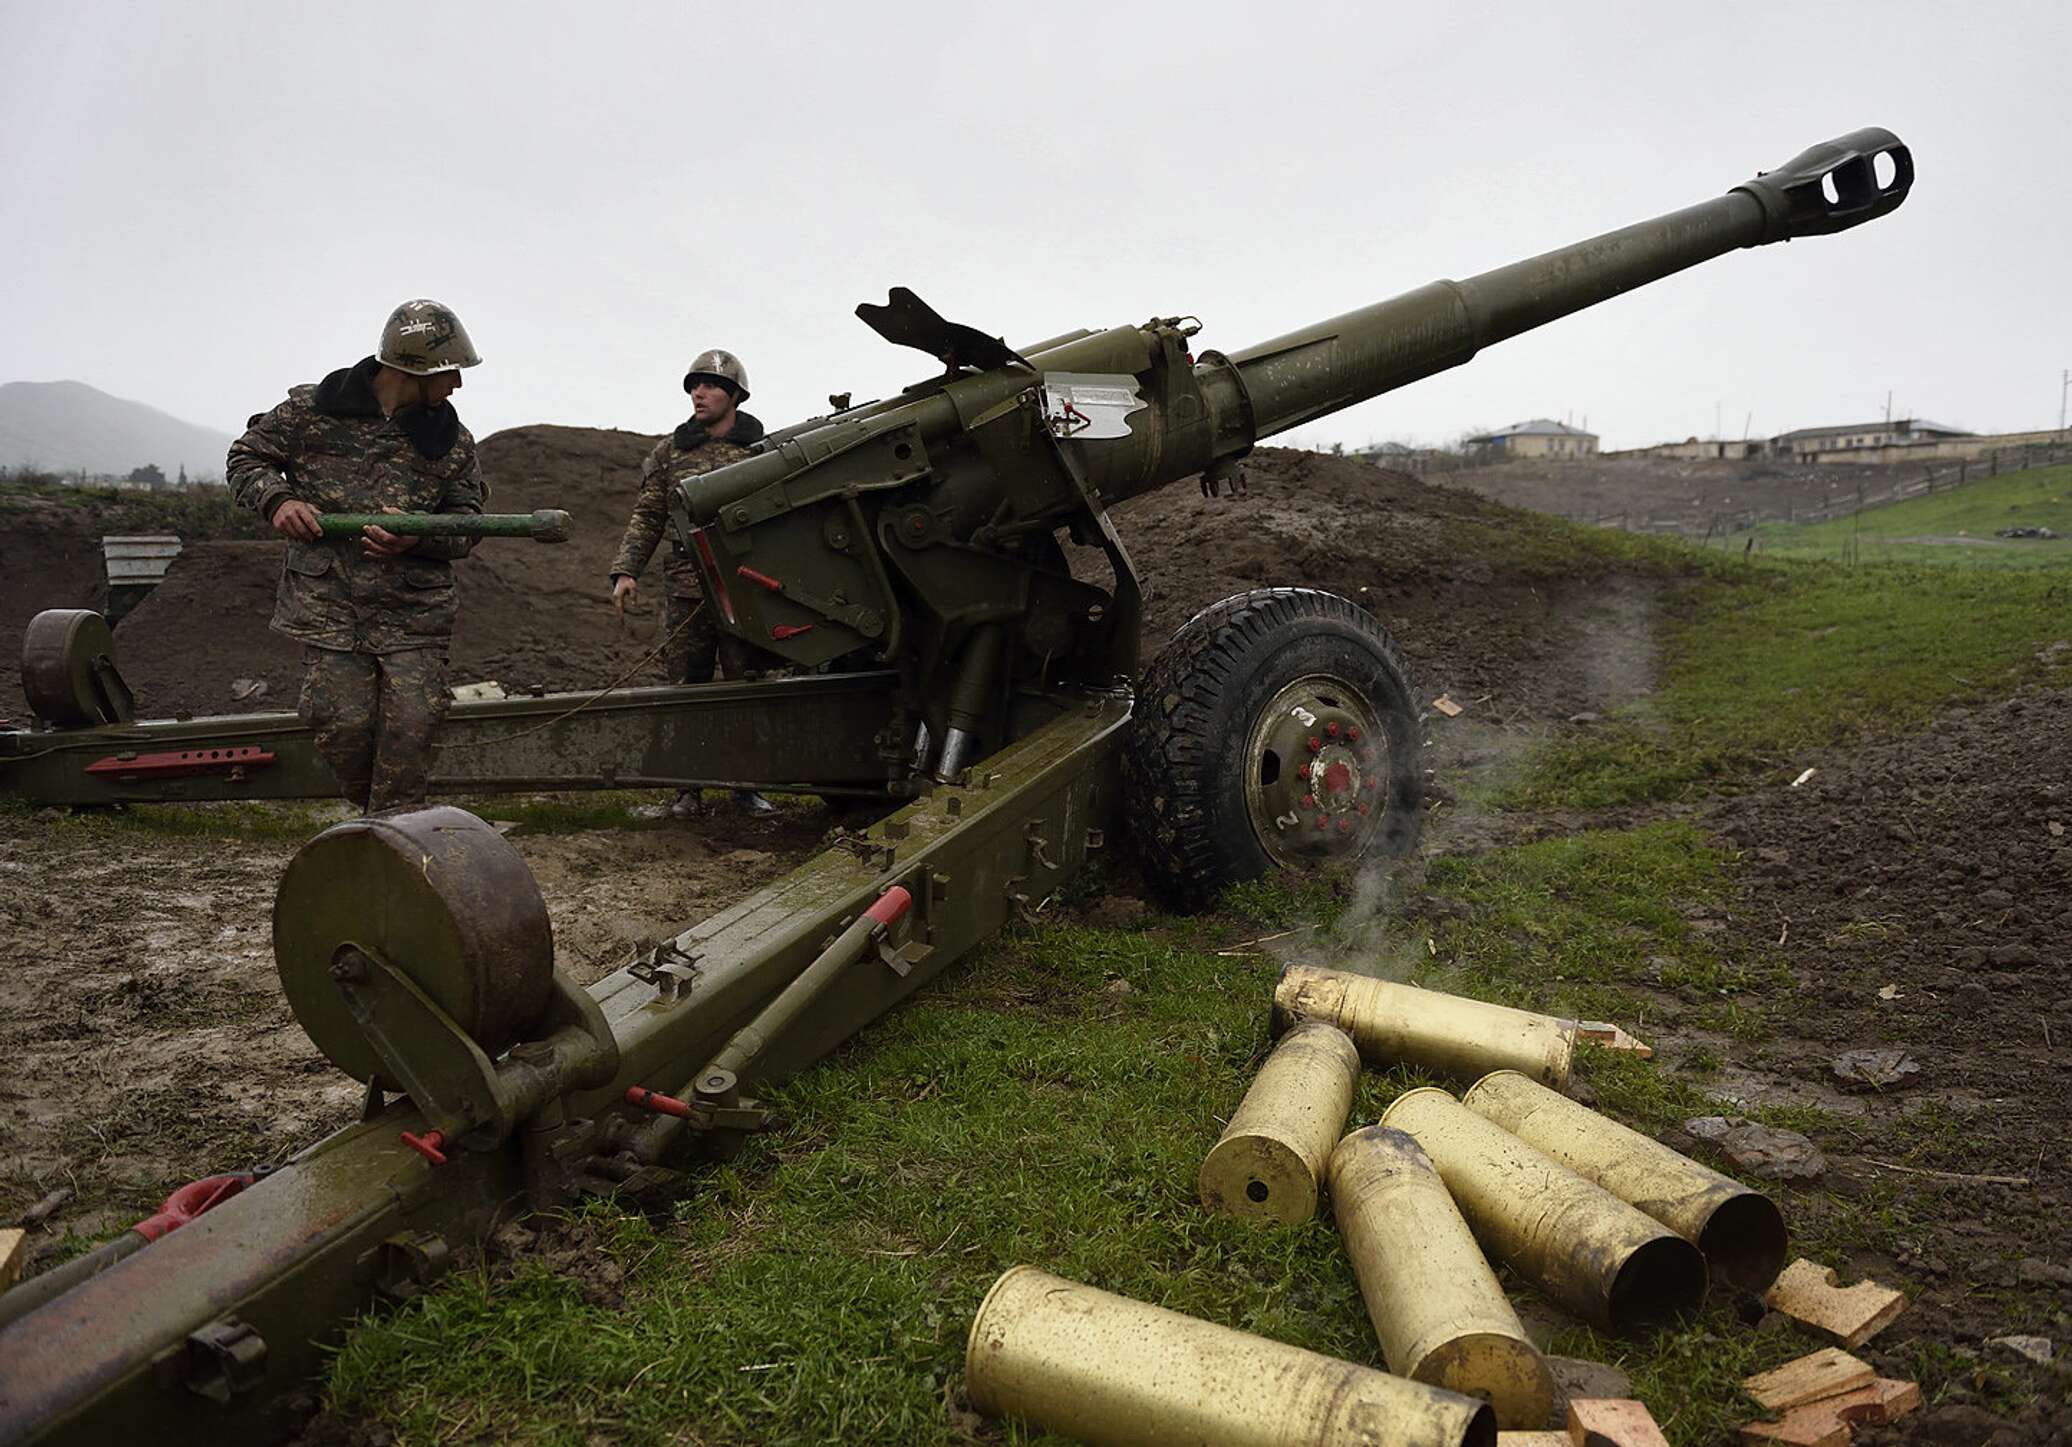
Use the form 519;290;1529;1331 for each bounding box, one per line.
1719;463;2072;569
0;787;830;843
1508;560;2072;807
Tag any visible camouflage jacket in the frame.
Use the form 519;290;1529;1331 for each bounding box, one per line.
609;412;765;597
227;357;486;653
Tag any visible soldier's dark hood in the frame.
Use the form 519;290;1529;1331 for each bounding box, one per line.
314;356;463;461
673;411;764;451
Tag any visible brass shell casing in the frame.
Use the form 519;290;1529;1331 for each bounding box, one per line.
1200;1021;1361;1223
1380;1089;1708;1333
1273;965;1575;1088
1461;1070;1788;1292
965;1265;1498;1447
1328;1127;1557;1429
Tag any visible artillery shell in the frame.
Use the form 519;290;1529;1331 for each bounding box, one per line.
1274;964;1575;1088
1328;1127;1557;1429
1462;1070;1787;1292
1199;1021;1360;1223
1381;1088;1708;1333
966;1265;1497;1447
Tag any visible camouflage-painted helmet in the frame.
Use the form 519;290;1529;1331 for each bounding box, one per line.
378;299;482;376
683;348;749;401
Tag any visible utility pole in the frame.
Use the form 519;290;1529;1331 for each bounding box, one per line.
2060;368;2068;437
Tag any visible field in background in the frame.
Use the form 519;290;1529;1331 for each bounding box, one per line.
1721;463;2072;568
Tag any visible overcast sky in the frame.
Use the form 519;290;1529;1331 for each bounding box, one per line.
2;1;2065;456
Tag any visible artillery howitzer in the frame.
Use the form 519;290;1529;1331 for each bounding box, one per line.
0;130;1911;1442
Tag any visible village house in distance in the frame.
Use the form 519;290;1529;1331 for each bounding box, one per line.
1462;419;1599;460
1364;414;2064;471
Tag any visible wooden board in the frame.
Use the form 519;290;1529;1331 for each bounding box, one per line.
0;1229;25;1290
1567;1398;1670;1447
1743;1348;1876;1411
1739;1377;1921;1447
1763;1259;1908;1348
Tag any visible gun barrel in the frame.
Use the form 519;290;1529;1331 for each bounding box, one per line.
1222;127;1912;440
315;509;572;543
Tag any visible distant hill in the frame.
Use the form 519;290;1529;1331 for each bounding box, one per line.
0;380;234;479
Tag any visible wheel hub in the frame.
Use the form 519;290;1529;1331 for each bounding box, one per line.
1244;674;1391;870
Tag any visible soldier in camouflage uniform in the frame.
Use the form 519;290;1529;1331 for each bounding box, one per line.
608;348;765;684
609;349;776;817
227;299;486;813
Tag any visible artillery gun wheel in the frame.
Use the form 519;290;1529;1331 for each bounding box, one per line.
273;806;556;1083
1124;588;1422;907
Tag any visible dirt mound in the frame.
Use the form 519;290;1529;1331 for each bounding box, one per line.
1115;448;1673;721
7;435;1673;728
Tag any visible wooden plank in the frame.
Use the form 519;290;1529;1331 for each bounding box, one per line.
1740;1378;1921;1447
1743;1348;1875;1411
1567;1398;1670;1447
1575;1021;1654;1058
0;1228;25;1290
1500;1435;1572;1447
1762;1259;1908;1348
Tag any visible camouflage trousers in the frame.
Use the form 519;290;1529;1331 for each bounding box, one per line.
663;594;791;684
298;645;451;812
663;594;721;685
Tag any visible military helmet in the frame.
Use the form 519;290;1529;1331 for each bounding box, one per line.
683;348;749;402
378;299;482;376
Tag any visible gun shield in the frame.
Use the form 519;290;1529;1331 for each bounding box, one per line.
1273;965;1575;1088
1461;1070;1787;1292
1380;1088;1707;1333
966;1265;1497;1447
1199;1021;1361;1223
1328;1127;1556;1429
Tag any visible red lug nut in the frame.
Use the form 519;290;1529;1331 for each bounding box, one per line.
1307;736;1322;753
1348;727;1361;742
1302;793;1316;808
1327;721;1340;737
1314;815;1328;829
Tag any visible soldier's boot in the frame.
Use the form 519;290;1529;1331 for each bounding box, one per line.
733;789;778;817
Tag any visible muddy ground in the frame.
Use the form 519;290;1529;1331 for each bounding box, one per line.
2;438;2067;1441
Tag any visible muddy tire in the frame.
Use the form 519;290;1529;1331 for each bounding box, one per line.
1124;588;1422;908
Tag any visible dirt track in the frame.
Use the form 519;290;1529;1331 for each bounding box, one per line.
2;437;2068;1441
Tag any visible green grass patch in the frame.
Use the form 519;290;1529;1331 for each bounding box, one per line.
1509;562;2072;807
1721;463;2072;569
1440;506;1714;580
0;788;828;842
322;823;1812;1445
0;793;343;843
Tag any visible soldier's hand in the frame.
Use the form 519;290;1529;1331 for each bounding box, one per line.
363;506;421;559
611;575;639;614
273;499;322;542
